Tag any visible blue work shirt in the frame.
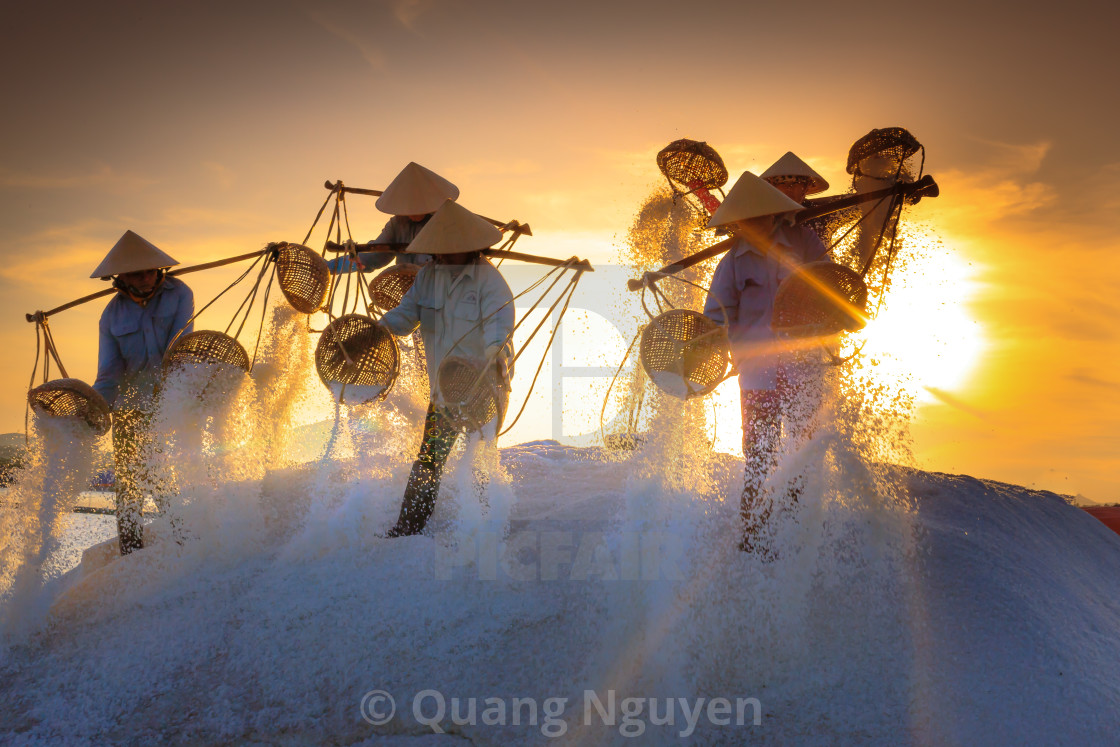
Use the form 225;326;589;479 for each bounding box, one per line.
326;215;432;274
703;222;828;391
93;276;194;407
380;258;514;405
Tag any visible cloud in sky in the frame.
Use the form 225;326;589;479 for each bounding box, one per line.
1065;369;1120;393
0;164;156;192
394;0;434;31
923;387;991;421
933;139;1058;231
452;157;541;178
0;203;277;293
202;162;237;191
303;0;443;70
0;221;120;291
963;136;1051;173
305;6;389;70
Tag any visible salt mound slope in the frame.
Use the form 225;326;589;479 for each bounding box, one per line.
1;443;1118;745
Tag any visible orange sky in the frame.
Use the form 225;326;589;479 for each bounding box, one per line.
1;0;1117;502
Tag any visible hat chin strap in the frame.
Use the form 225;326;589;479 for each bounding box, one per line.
113;269;167;306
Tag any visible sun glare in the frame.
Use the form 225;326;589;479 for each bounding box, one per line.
708;228;987;455
856;232;985;399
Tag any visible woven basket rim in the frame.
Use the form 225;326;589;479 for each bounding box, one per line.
437;354;502;432
639;309;729;400
162;330;251;372
368;264;420;312
276;243;330;314
314;313;400;392
27;378;113;435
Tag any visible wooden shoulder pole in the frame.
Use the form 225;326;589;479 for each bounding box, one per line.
626;175;939;291
324;180;533;236
27;247;274;322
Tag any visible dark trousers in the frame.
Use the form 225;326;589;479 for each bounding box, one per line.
388;403;461;536
112;408;151;555
740;388;782;547
740;363;822;551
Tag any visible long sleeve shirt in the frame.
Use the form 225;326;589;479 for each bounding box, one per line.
379;258;515;405
703;222;828;391
326;215;433;274
93;277;194;407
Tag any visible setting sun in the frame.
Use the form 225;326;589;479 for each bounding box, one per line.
854;230;986;399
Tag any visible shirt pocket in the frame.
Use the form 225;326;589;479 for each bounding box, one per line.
419;301;441;335
155;306;179;346
453;298;480;322
109;314;144;358
736;272;770;327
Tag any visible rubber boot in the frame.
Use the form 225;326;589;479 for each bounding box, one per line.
113;408;148;555
385;460;440;537
117;508;144;555
738;484;777;559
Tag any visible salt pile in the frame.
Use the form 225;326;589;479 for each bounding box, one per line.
2;434;1118;744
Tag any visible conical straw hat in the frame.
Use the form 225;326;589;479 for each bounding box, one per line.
375;162;460;215
406;200;502;255
90;230;180;279
707;172;806;228
760;152;829;194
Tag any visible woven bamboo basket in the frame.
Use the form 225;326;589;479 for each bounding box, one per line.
315;314;399;393
368;264;419;313
772;262;868;337
163;330;251;372
27;378;113;435
437;355;505;433
640;309;729;400
846;127;923;181
656;139;729;194
276;243;329;314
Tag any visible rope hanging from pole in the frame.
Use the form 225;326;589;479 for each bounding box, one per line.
23;244;296;434
436;259;590;435
25;314;112;436
163;248;280;374
306;177;596;422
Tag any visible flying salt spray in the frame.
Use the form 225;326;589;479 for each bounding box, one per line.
144;347;267;558
591;185;723;710
0;419;100;642
586;179;923;742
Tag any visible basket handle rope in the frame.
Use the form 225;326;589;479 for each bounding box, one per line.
24;315;71;441
442;259;587;436
496;271;584;437
598;326;646;447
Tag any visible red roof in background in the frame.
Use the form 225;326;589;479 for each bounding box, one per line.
1082;507;1120;536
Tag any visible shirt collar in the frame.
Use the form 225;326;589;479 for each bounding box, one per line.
444;257;478;294
731;227;792;258
432;258;479;277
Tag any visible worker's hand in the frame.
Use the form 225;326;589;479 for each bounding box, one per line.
486;344;511;391
496;357;510;391
342;239;366;270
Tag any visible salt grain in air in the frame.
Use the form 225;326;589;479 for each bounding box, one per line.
648;371;691;399
328;382;386;406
